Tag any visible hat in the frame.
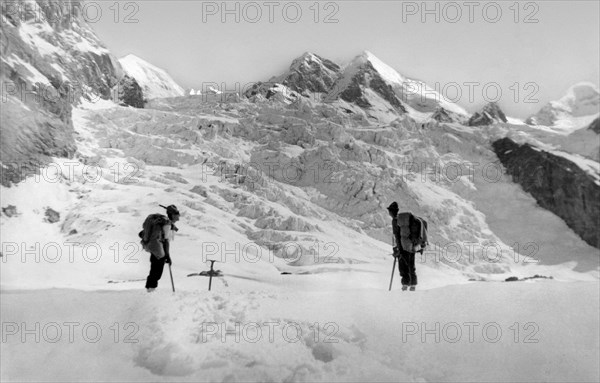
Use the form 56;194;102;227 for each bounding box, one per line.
160;204;180;216
387;202;399;212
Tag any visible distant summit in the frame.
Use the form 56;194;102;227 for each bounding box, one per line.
525;82;600;127
246;50;469;122
270;52;341;95
468;102;508;126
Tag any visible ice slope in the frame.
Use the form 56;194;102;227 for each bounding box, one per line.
119;54;185;99
1;98;598;296
3;96;598;291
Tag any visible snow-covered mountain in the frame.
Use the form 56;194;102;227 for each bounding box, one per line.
119;54;185;99
244;52;339;104
502;83;600;161
1;5;599;381
270;52;341;95
249;51;469;123
525;82;600;132
325;51;469;120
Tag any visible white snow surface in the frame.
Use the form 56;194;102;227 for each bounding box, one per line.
119;54;185;99
2;283;598;382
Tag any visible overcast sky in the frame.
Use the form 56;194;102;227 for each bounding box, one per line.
91;0;600;118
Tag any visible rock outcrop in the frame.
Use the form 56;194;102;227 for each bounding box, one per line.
492;137;600;248
0;0;123;185
468;102;508;126
271;52;340;95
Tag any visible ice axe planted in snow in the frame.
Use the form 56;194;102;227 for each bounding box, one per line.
207;260;217;291
389;235;396;291
168;263;175;292
389;256;397;291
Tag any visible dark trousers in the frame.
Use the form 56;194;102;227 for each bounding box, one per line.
398;250;417;286
145;254;166;289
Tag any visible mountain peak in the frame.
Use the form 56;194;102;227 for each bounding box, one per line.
347;51;406;85
272;52;340;94
289;52;337;71
330;51;467;117
468;102;508;126
558;82;600;114
297;51;319;62
526;82;600;127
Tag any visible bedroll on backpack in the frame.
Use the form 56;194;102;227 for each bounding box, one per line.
139;214;170;257
397;212;428;253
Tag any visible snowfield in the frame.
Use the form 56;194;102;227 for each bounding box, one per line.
1;97;599;382
2;283;598;382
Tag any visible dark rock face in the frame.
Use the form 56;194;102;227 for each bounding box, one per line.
339;61;406;114
2;205;18;217
242;82;300;104
118;75;145;108
278;53;340;94
0;0;123;186
492;137;600;249
468;102;508;126
588;117;600;134
244;82;269;98
45;207;60;223
339;77;372;108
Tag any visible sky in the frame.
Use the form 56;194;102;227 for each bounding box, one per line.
90;0;600;118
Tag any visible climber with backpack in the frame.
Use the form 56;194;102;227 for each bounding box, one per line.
139;204;180;292
387;202;428;291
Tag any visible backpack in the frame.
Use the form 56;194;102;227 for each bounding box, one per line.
138;214;170;256
412;216;428;252
397;212;429;253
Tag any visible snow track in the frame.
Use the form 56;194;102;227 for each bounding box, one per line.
2;282;598;382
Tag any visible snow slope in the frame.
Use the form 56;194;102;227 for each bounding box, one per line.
119;54;185;99
2;282;598;382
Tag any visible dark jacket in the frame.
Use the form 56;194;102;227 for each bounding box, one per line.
392;217;402;250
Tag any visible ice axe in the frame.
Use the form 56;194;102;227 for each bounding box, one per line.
168;263;175;292
207;260;216;291
389;256;397;291
389;235;396;291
